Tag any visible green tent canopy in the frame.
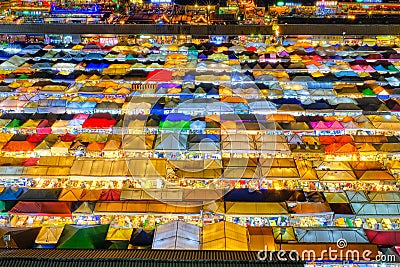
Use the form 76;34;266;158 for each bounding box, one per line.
362;88;376;96
6;119;21;128
387;65;398;73
57;224;109;249
17;74;29;80
0;201;15;212
159;120;190;131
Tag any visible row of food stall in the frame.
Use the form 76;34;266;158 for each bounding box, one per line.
0;188;399;230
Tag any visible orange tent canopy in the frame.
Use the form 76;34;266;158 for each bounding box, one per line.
324;143;358;154
319;135;354;145
86;142;106;152
3;141;36;152
221;97;248;104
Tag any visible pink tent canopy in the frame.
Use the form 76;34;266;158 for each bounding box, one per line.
351;65;364;72
310;121;344;131
362;65;376;73
36;120;53;135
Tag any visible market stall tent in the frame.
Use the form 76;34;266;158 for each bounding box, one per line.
152;221;200;250
202;221;249;251
294;227;369;243
58;189;84;201
351;203;400;216
289;202;332;214
224;202;289;216
126;159;166;178
9;202;72;217
35;226;64;245
0;188;25;200
248;227;276;251
70;159;129;178
79;189;102;201
367;191;400;202
18;188;62;201
56;224;109;249
72;202;95;215
155;133;187;151
99;189;121;201
122;134;155;152
106;228;133;241
130;229;154;248
365;229;400;246
324;192;349;203
345;191;370;203
272;226;297;243
94;201;201;215
0;227;41;248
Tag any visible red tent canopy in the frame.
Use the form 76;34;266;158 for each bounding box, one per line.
365;229;400;246
9;202;72;217
99;189;121;201
22;158;39;166
146;70;172;82
82;118;116;129
26;134;46;143
61;133;77;142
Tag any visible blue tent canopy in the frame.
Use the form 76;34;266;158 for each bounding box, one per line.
334;70;359;77
84;53;104;61
306;102;332;110
225;189;306;202
229;54;238;60
0;188;25;200
78;93;105;98
206;87;219;96
374;65;388;72
162;113;191;122
86;62;109;71
198;53;207;60
130;229;154;247
150;103;164;115
183;74;195;83
0;51;11;61
305;47;315;53
273;98;302;105
224;189;266;202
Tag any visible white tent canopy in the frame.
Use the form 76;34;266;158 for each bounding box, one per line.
152;221;200;250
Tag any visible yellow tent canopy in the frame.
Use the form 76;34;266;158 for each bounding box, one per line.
202;221;249;251
106;227;133;241
35;226;64;244
58;188;84;201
